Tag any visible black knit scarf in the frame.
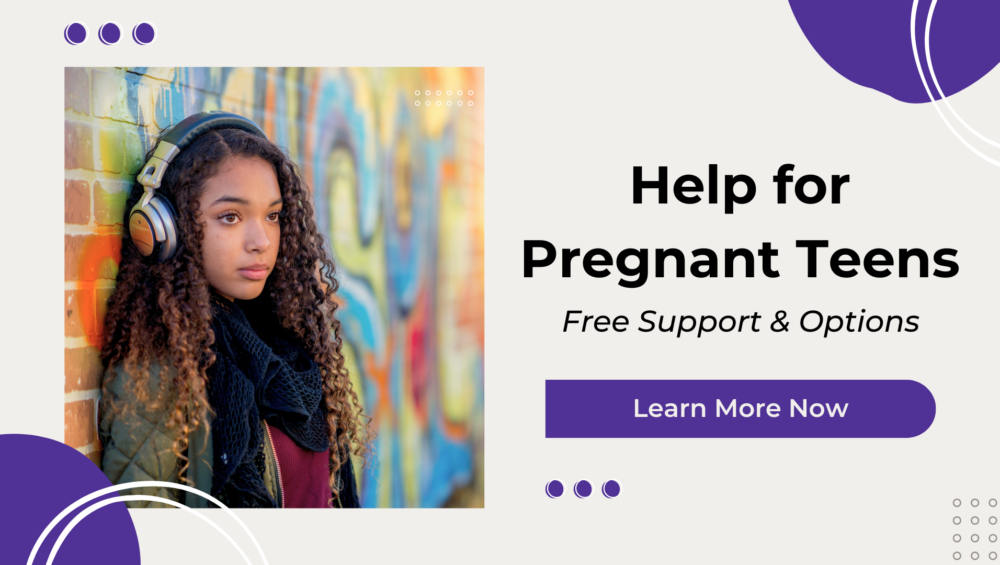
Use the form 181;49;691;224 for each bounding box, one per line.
205;293;330;508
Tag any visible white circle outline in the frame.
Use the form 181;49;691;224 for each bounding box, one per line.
602;480;620;498
925;0;1000;149
99;21;122;45
910;0;1000;167
545;480;560;499
29;480;267;565
65;22;89;45
46;495;252;565
132;22;157;45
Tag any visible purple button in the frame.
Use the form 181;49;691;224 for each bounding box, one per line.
546;380;935;438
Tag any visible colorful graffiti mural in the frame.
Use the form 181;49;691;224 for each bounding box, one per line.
64;67;484;507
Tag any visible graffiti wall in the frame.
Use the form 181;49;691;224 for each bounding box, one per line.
64;67;484;508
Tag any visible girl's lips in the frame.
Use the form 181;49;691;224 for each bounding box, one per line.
238;268;269;281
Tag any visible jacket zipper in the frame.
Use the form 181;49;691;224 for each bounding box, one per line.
264;421;285;508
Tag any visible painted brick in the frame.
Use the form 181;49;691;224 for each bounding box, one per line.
92;70;128;122
65;290;85;338
183;86;209;115
153;84;174;129
97;126;125;174
65;346;104;393
127;77;152;127
124;129;147;177
65;399;98;448
126;67;176;81
85;449;102;468
94;180;130;225
65;235;122;281
65;179;90;225
65;68;90;115
65;121;94;170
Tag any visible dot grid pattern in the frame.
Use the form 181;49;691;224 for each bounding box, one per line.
952;499;999;560
414;88;475;107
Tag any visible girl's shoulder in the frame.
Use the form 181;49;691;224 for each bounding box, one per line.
103;360;177;403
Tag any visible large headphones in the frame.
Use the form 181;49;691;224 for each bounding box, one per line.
129;111;267;262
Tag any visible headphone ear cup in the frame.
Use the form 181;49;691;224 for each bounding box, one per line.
148;195;179;262
128;206;158;258
128;194;180;262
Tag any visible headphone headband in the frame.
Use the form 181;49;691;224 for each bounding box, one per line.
130;111;266;262
137;111;266;193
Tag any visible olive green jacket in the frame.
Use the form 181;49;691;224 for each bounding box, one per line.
99;363;281;508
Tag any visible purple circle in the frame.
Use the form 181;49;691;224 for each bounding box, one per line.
0;434;138;565
789;1;1000;103
546;480;564;498
133;22;155;45
99;23;121;45
602;480;621;498
574;480;592;498
65;23;86;45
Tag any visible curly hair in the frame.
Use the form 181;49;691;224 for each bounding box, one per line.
99;126;373;502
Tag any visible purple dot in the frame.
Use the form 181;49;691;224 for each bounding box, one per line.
546;480;563;498
602;480;621;498
99;23;121;45
65;23;86;45
133;22;155;45
574;480;592;498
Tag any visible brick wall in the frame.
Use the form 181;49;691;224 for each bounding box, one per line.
64;67;484;507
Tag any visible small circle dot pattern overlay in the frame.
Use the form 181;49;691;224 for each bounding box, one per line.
952;499;1000;560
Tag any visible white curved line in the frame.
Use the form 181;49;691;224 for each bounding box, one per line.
925;0;1000;149
27;481;267;565
46;495;252;565
910;0;1000;167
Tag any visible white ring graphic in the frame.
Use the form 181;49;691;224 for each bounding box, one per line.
46;495;252;565
910;0;1000;167
28;480;267;565
925;0;1000;149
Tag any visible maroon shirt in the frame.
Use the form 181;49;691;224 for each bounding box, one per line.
266;422;332;508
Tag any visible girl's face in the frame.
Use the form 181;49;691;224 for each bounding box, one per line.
197;156;283;301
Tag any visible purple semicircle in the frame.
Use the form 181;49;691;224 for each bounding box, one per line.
788;0;1000;103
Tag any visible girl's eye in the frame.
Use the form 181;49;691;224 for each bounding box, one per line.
219;212;240;225
267;211;282;222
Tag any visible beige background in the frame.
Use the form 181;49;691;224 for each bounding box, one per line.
3;0;1000;563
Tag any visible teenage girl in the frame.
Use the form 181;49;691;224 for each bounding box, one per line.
98;111;373;508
